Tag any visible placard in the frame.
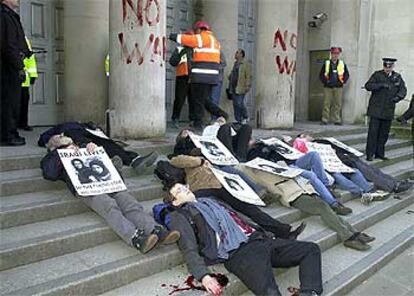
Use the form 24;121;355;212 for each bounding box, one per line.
190;134;239;166
243;157;303;178
305;142;355;173
260;137;304;160
320;137;364;157
58;147;127;196
211;168;265;206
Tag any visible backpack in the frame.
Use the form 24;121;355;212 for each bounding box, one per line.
154;160;186;190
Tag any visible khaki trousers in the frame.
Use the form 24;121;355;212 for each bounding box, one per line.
322;87;343;123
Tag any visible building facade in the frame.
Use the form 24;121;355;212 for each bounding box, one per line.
19;0;413;138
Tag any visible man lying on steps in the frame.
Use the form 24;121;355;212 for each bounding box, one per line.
165;182;323;296
40;134;180;253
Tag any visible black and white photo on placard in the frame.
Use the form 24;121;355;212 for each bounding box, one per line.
243;157;303;178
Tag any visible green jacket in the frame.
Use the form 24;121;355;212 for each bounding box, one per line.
229;59;252;95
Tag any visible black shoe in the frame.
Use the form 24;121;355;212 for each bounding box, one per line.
151;225;180;245
375;155;389;161
21;126;33;131
334;122;343;126
366;156;374;161
0;137;25;146
343;235;371;251
131;229;159;254
357;232;376;243
320;121;328;125
331;203;353;216
288;222;307;240
394;181;414;193
130;152;158;173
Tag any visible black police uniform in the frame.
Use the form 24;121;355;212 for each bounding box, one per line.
1;3;30;145
364;60;407;160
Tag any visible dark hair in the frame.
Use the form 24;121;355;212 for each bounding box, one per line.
71;158;84;167
238;49;245;58
163;182;181;203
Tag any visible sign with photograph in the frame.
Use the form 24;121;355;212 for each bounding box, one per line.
243;157;303;178
260;137;304;160
211;168;265;206
58;146;127;196
190;134;239;166
319;137;364;157
305;142;355;173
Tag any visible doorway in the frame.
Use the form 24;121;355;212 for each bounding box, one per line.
308;50;330;121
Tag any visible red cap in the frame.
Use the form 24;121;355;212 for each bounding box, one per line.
193;21;211;31
330;47;342;53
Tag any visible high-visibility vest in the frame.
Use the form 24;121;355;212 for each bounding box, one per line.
22;37;38;87
176;46;188;77
105;54;110;77
176;30;220;84
324;60;345;83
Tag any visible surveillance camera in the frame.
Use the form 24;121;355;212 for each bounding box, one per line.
313;12;327;21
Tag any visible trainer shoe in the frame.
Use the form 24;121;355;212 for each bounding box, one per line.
357;232;376;243
131;229;159;254
343;235;371;251
131;152;159;174
331;203;353;215
394;180;413;193
288;222;307;240
151;225;180;245
361;193;374;205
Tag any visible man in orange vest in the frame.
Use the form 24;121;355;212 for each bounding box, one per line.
319;47;349;125
169;30;194;128
169;21;228;129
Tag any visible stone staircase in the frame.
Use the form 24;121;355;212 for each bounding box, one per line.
0;125;413;296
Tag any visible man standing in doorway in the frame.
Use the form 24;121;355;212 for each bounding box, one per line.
228;49;252;124
169;21;228;130
364;58;407;161
19;36;38;131
319;47;349;125
1;0;31;146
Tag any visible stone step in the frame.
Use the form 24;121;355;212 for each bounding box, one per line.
370;146;413;168
1;189;412;295
99;194;414;296
381;159;414;180
352;137;412;153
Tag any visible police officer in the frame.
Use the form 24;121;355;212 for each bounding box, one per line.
1;0;30;146
364;58;407;161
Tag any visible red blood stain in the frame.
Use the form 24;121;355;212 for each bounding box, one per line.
162;274;228;295
275;55;296;75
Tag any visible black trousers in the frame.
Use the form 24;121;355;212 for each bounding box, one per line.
217;123;252;161
190;83;228;127
0;68;21;141
366;116;392;158
19;87;30;128
194;188;292;239
171;76;194;121
224;236;323;296
353;157;397;192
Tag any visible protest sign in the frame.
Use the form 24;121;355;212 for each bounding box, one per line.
58;146;127;196
319;137;364;157
243;157;303;178
211;168;265;206
260;137;304;160
305;142;355;173
190;134;239;166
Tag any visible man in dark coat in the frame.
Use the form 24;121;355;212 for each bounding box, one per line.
0;0;30;146
364;58;407;161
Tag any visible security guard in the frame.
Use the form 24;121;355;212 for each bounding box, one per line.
19;37;38;131
169;21;228;129
319;47;349;125
364;58;407;161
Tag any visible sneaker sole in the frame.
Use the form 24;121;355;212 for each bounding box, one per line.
161;231;181;245
140;234;159;254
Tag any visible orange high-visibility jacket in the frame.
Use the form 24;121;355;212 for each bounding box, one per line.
176;46;189;77
176;30;220;84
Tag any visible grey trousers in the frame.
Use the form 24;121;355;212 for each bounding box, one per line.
81;191;157;246
291;194;356;241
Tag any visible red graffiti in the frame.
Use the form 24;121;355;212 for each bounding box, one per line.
275;55;296;75
118;32;165;66
122;0;160;27
273;28;297;51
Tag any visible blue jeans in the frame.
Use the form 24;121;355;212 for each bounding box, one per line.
332;169;374;197
232;93;248;122
294;152;330;186
210;82;223;120
299;170;337;206
218;165;265;194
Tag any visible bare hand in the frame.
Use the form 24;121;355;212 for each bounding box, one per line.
201;275;223;296
86;142;97;153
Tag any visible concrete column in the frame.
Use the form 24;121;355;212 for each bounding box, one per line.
256;0;299;128
109;0;166;138
198;0;239;120
64;0;109;125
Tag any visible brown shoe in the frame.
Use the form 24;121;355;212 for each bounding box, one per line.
152;225;180;245
343;236;371;251
357;232;375;243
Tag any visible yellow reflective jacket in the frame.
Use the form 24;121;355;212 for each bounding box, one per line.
22;37;38;87
324;60;345;83
105;54;110;77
